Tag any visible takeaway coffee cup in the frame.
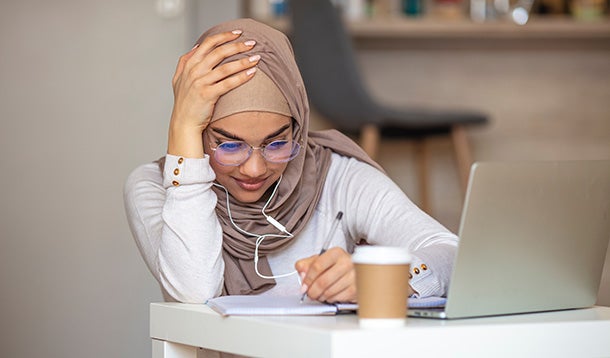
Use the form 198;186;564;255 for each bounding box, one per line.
352;246;411;328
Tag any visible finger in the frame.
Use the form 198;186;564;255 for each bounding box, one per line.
173;43;201;87
301;253;335;288
203;66;258;101
295;255;317;276
188;40;256;81
184;32;256;82
177;40;256;94
295;255;318;298
303;248;352;299
191;29;244;62
308;248;355;301
202;54;260;86
319;270;356;303
174;30;243;87
306;269;338;301
302;248;345;286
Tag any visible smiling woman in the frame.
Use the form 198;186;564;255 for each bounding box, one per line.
205;111;295;203
123;18;459;310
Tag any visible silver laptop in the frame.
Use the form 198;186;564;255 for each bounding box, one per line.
409;160;610;319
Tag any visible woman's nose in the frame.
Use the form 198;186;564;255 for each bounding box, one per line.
239;149;267;177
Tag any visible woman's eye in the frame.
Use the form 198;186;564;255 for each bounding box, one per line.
266;140;289;151
219;141;246;152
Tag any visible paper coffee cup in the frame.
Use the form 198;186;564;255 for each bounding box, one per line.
352;246;411;328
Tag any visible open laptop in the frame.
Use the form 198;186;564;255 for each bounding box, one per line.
408;160;610;319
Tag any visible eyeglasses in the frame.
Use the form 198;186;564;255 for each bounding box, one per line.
208;135;301;166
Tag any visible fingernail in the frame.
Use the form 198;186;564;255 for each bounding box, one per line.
244;40;256;47
300;283;308;295
246;67;257;76
232;29;243;35
248;55;260;63
299;272;306;281
191;43;200;50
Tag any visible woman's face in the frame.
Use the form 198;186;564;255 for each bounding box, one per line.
204;111;294;203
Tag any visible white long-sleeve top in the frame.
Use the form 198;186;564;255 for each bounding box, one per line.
124;152;459;303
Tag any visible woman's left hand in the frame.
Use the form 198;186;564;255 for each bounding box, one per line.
295;247;357;303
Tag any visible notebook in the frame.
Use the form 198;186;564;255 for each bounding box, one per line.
206;295;447;316
408;160;610;319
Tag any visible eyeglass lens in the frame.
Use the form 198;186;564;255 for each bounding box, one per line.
214;140;300;166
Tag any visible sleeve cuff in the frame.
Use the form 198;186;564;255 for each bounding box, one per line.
408;243;457;298
408;253;441;298
162;154;215;189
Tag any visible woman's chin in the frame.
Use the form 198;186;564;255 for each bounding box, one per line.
232;191;264;203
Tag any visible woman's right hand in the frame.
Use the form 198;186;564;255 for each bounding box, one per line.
167;30;260;158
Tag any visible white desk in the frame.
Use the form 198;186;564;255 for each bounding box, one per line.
150;303;610;358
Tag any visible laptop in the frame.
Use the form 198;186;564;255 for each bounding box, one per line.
408;160;610;319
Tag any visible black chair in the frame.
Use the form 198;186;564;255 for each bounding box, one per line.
288;0;488;213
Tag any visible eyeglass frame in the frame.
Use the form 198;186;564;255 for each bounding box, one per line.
205;129;302;167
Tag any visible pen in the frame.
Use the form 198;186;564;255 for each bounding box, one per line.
300;211;344;302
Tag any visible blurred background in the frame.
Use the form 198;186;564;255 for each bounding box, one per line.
0;0;608;357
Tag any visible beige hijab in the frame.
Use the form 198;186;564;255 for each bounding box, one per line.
196;18;383;295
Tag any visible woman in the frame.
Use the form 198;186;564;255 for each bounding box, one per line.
124;18;458;304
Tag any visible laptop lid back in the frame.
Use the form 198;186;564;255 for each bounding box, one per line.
443;160;610;319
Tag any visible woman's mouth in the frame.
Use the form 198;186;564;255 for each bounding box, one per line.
234;178;267;191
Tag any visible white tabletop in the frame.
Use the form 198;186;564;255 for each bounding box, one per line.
150;303;610;357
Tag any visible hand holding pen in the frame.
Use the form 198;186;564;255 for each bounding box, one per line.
297;211;344;302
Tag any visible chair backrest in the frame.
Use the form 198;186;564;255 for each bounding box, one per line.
289;0;381;131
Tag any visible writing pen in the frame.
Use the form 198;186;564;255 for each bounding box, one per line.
300;211;344;302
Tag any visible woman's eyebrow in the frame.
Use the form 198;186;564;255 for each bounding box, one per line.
211;128;242;140
211;124;291;141
264;124;291;139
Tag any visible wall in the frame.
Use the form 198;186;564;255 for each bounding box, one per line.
0;0;238;357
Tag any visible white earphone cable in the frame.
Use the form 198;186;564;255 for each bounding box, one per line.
213;176;297;280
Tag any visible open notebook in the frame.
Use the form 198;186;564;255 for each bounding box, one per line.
206;295;446;316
